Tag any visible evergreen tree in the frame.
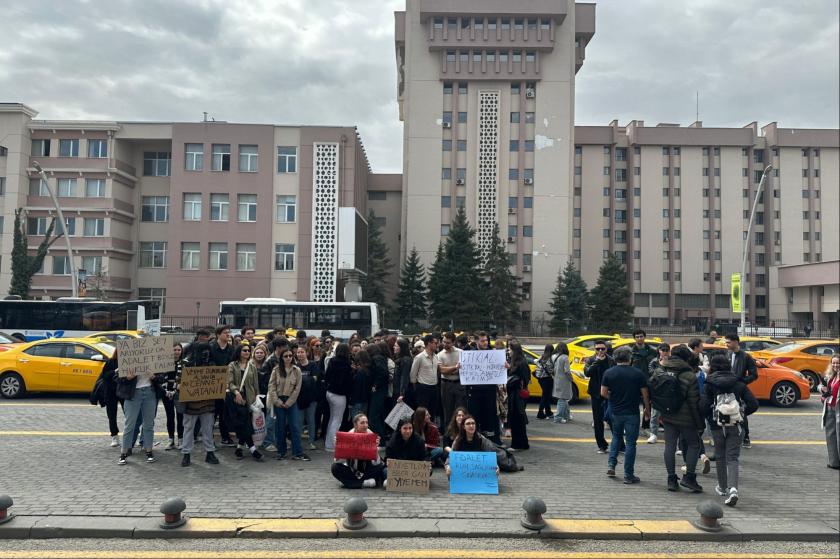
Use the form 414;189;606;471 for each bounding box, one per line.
395;246;427;331
10;209;58;298
483;223;522;330
588;254;634;332
362;209;391;309
548;259;589;335
426;242;449;329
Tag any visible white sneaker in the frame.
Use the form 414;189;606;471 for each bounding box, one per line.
308;442;317;451
568;413;573;421
676;449;683;456
264;444;277;452
680;465;687;474
110;436;119;448
164;439;176;450
362;478;376;488
382;480;388;489
715;485;727;496
725;487;738;507
646;434;658;444
175;438;182;450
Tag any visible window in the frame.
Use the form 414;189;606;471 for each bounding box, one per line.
87;139;107;158
27;217;48;235
573;228;581;237
663;167;670;176
703;189;709;197
59;139;79;157
754;149;764;163
523;226;533;237
509;140;519;151
183;193;202;221
143;152;171;176
715;251;721;260
662;209;669;218
211;144;230;171
81;255;102;275
524;140;534;152
31;139;50;157
510;112;520;124
276;146;297;173
802;189;810;198
139;241;167;268
815;232;821;241
574;208;581;217
141;196;169;222
615;168;627;181
663;272;670;281
525;112;535;124
236;243;256;271
574;166;582;176
83;218;104;237
237;194;257;222
458;112;467;123
457;140;466;151
508;168;519;180
0;177;4;196
615;148;627;161
53;255;71;275
368;191;387;201
441;168;451;180
442;140;452;151
615;231;626;243
508;197;518;209
181;242;200;270
574;145;582;155
57;178;77;197
208;243;228;270
238;145;258;172
85;178;105;197
523;197;533;208
441;196;451;208
138;288;167;314
185;143;204;171
455;195;465;208
703;167;709;177
615;210;626;223
210;194;229;221
603;166;610;176
814;169;820;177
603;208;610;217
443;82;452;94
615;189;626;199
803;252;810;262
512;51;522;62
442;111;453;124
674;209;681;218
674;167;681;176
56;217;75;236
802;169;808;178
458;83;467;94
273;194;296;223
433;18;443;29
803;232;810;241
441;224;450;236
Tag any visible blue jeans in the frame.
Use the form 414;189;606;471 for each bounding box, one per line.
608;413;640;478
298;403;317;444
122;386;157;452
273;404;302;457
429;447;444;464
553;399;571;422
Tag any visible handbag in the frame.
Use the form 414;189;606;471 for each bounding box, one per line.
518;388;530;400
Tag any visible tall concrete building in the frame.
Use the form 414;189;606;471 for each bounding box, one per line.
395;0;595;321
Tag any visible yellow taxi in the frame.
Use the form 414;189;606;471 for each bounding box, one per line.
564;334;621;371
714;336;783;353
0;338;114;399
751;339;839;393
85;330;147;342
522;346;589;403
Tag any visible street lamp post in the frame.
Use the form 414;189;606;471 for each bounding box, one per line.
740;164;772;334
32;161;78;298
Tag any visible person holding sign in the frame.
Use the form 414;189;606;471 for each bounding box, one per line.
385;419;430;486
179;342;221;467
268;348;308;461
115;350;165;466
444;415;499;477
331;414;386;489
226;343;263;462
465;332;502;445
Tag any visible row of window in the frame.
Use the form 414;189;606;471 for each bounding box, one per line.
29;178;106;197
28;217;104;237
441;111;537;124
31;139;107;159
442;168;535;181
443;139;536;152
433;16;551;32
444;51;537;64
137;242;296;272
576;146;821;159
141;146;298;177
442;82;536;94
39;255;103;276
179;193;296;223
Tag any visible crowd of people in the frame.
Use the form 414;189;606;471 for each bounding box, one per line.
92;326;840;507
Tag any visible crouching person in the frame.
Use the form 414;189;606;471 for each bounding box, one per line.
331;414;386;488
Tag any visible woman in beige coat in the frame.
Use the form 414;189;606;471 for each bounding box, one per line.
268;347;309;461
227;343;263;461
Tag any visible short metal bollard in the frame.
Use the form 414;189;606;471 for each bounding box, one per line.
159;497;188;529
0;495;13;525
521;496;547;530
692;500;724;532
342;497;368;530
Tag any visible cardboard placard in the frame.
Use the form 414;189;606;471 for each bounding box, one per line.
334;431;379;461
385;401;414;430
178;366;228;402
448;451;499;494
116;335;172;378
386;459;431;494
459;350;507;385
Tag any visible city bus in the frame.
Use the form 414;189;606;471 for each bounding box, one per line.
218;299;380;339
0;299;161;341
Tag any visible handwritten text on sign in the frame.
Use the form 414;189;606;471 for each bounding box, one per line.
385;401;414;431
178;366;228;402
459;350;507;385
115;336;172;378
448;451;498;494
334;431;379;461
387;459;431;494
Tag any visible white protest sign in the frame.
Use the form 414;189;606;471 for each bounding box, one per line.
459;349;507;385
115;336;172;378
385;401;414;430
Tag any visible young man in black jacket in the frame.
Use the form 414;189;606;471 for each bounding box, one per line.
584;340;616;453
725;334;757;448
210;325;236;446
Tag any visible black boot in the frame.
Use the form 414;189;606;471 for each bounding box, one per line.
181;454;190;467
205;451;219;464
679;473;703;493
667;474;680;492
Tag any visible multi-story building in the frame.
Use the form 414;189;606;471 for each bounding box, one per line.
0;103;376;316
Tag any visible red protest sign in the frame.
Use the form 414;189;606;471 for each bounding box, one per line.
334;431;379;461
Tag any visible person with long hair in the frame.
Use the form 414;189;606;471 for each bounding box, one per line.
444;414;499;478
552;342;573;423
252;343;275;451
393;338;413;406
295;344;320;450
268;347;308;461
324;343;354;451
350;349;372;420
535;343;555;419
820;355;840;470
331;413;385;488
99;350;122;448
385;418;426;462
506;341;530;450
412;406;443;465
116;349;164;465
160;343;184;449
226;343;263;461
442;406;468;454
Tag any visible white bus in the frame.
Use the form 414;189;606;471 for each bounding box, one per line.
218;299;380;339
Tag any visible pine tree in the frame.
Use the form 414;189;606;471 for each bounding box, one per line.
10;208;58;298
588;254;634;332
395;246;427;331
426;242;449;329
483;223;522;330
362;209;391;309
548;259;589;335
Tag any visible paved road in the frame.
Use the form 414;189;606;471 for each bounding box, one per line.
0;395;836;525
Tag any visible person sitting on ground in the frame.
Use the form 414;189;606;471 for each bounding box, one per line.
385;419;430;486
412;406;444;465
444;414;500;477
331;413;385;488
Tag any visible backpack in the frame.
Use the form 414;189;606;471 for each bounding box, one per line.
535;358;552;379
648;369;685;414
713;392;744;426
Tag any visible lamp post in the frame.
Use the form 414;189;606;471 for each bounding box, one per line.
740;164;772;334
32;161;78;298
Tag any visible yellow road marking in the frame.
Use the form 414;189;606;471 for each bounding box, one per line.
528;436;824;445
524;407;820;417
0;403;91;408
0;553;833;559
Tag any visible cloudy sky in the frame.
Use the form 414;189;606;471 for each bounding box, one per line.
1;0;837;172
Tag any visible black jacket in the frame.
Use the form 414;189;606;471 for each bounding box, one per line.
631;344;657;374
656;356;703;430
700;369;759;431
324;356;354;397
393;355;412;398
370;354;390;393
385;431;426;461
729;350;758;385
584;355;615;397
297;361;319;409
209;341;235;367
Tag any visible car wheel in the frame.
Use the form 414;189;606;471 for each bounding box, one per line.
770;381;798;408
801;370;820;393
0;372;25;399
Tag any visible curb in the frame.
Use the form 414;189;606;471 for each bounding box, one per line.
0;516;837;542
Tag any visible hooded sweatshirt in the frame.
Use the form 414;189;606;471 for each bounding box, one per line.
700;369;759;431
657;356;704;430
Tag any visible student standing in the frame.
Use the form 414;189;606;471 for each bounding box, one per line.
227;344;263;461
820;356;840;470
437;332;464;428
584;340;615;453
506;341;530;450
210;326;236;446
535;344;555;419
552;342;573;423
179;341;220;467
268;347;309;461
324;343;354;451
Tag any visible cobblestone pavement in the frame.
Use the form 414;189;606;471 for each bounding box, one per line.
0;395;837;523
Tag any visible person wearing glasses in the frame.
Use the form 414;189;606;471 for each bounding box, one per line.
584;340;615;453
226;343;263;461
268;348;309;461
444;415;500;477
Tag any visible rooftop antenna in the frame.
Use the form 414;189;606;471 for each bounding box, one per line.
696;91;699;123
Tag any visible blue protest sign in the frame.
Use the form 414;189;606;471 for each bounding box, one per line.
448;451;498;494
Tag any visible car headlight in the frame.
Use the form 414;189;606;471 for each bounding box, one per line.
573;357;580;364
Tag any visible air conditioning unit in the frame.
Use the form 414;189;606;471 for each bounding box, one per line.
525;89;536;98
508;208;516;214
774;239;781;245
442;121;452;129
523;264;532;272
455;179;465;185
523;178;534;185
507;236;515;243
523;292;531;300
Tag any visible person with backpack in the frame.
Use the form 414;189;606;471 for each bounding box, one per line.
646;343;671;444
535;344;555;419
649;344;705;492
584;340;615;453
701;354;758;506
552;342;573;423
725;334;758;448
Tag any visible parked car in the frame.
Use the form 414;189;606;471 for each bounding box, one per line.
751;339;839;393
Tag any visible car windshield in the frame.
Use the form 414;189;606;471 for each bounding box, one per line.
0;332;15;344
768;342;803;353
95;343;116;356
